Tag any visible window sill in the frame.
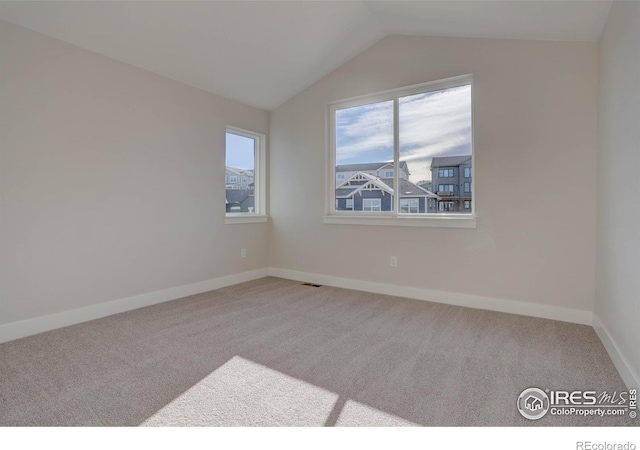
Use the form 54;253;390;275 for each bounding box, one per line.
225;215;269;225
322;215;476;229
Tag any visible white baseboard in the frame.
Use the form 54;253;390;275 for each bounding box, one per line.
592;314;640;389
0;268;269;344
268;267;593;325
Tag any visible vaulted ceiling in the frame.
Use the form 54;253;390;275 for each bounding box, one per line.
0;1;612;110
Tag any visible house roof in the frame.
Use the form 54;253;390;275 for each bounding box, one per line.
381;178;439;198
226;189;253;205
430;155;471;168
226;167;254;176
335;172;438;199
336;161;408;173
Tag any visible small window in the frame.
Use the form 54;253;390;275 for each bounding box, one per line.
346;198;354;210
464;182;471;193
400;198;419;214
337;174;345;181
363;198;381;212
225;127;265;219
464;167;472;178
438;184;454;192
464;200;471;209
438;169;454;178
384;170;393;178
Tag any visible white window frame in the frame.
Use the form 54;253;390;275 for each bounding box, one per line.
384;170;393;178
346;198;354;210
400;198;419;214
228;175;238;184
225;126;267;224
362;198;382;212
324;74;475;229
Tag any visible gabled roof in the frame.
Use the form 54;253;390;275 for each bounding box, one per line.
335;172;393;198
430;155;471;168
335;172;439;199
336;161;408;173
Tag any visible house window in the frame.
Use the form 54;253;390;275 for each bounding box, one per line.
439;202;454;212
346;198;354;210
328;74;473;225
337;174;345;181
464;167;472;178
464;182;471;193
363;198;381;212
464;200;471;209
438;184;454;192
225;127;266;221
400;198;419;214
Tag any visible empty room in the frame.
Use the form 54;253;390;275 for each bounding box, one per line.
1;0;638;441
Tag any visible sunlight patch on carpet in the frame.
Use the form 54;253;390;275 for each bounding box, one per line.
141;356;339;426
335;400;418;427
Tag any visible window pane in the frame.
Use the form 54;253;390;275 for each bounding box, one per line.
399;85;472;214
225;132;256;214
335;101;394;213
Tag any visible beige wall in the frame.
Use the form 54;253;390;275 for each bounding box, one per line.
270;35;598;311
0;21;269;324
596;2;640;379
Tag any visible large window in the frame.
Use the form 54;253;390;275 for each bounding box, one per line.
225;127;266;223
328;74;473;226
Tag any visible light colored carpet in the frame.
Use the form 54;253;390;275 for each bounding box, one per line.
0;277;633;426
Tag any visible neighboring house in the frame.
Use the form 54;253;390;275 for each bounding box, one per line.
335;162;409;184
430;155;472;213
226;167;254;190
335;162;439;213
226;189;255;213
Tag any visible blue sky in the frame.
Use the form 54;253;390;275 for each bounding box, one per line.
225;132;255;170
335;85;472;182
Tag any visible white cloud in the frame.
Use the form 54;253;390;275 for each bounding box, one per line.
335;85;472;182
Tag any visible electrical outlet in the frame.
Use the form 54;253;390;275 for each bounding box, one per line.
241;248;247;258
390;256;397;267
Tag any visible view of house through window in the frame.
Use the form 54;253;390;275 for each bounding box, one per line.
332;77;473;216
226;131;256;214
